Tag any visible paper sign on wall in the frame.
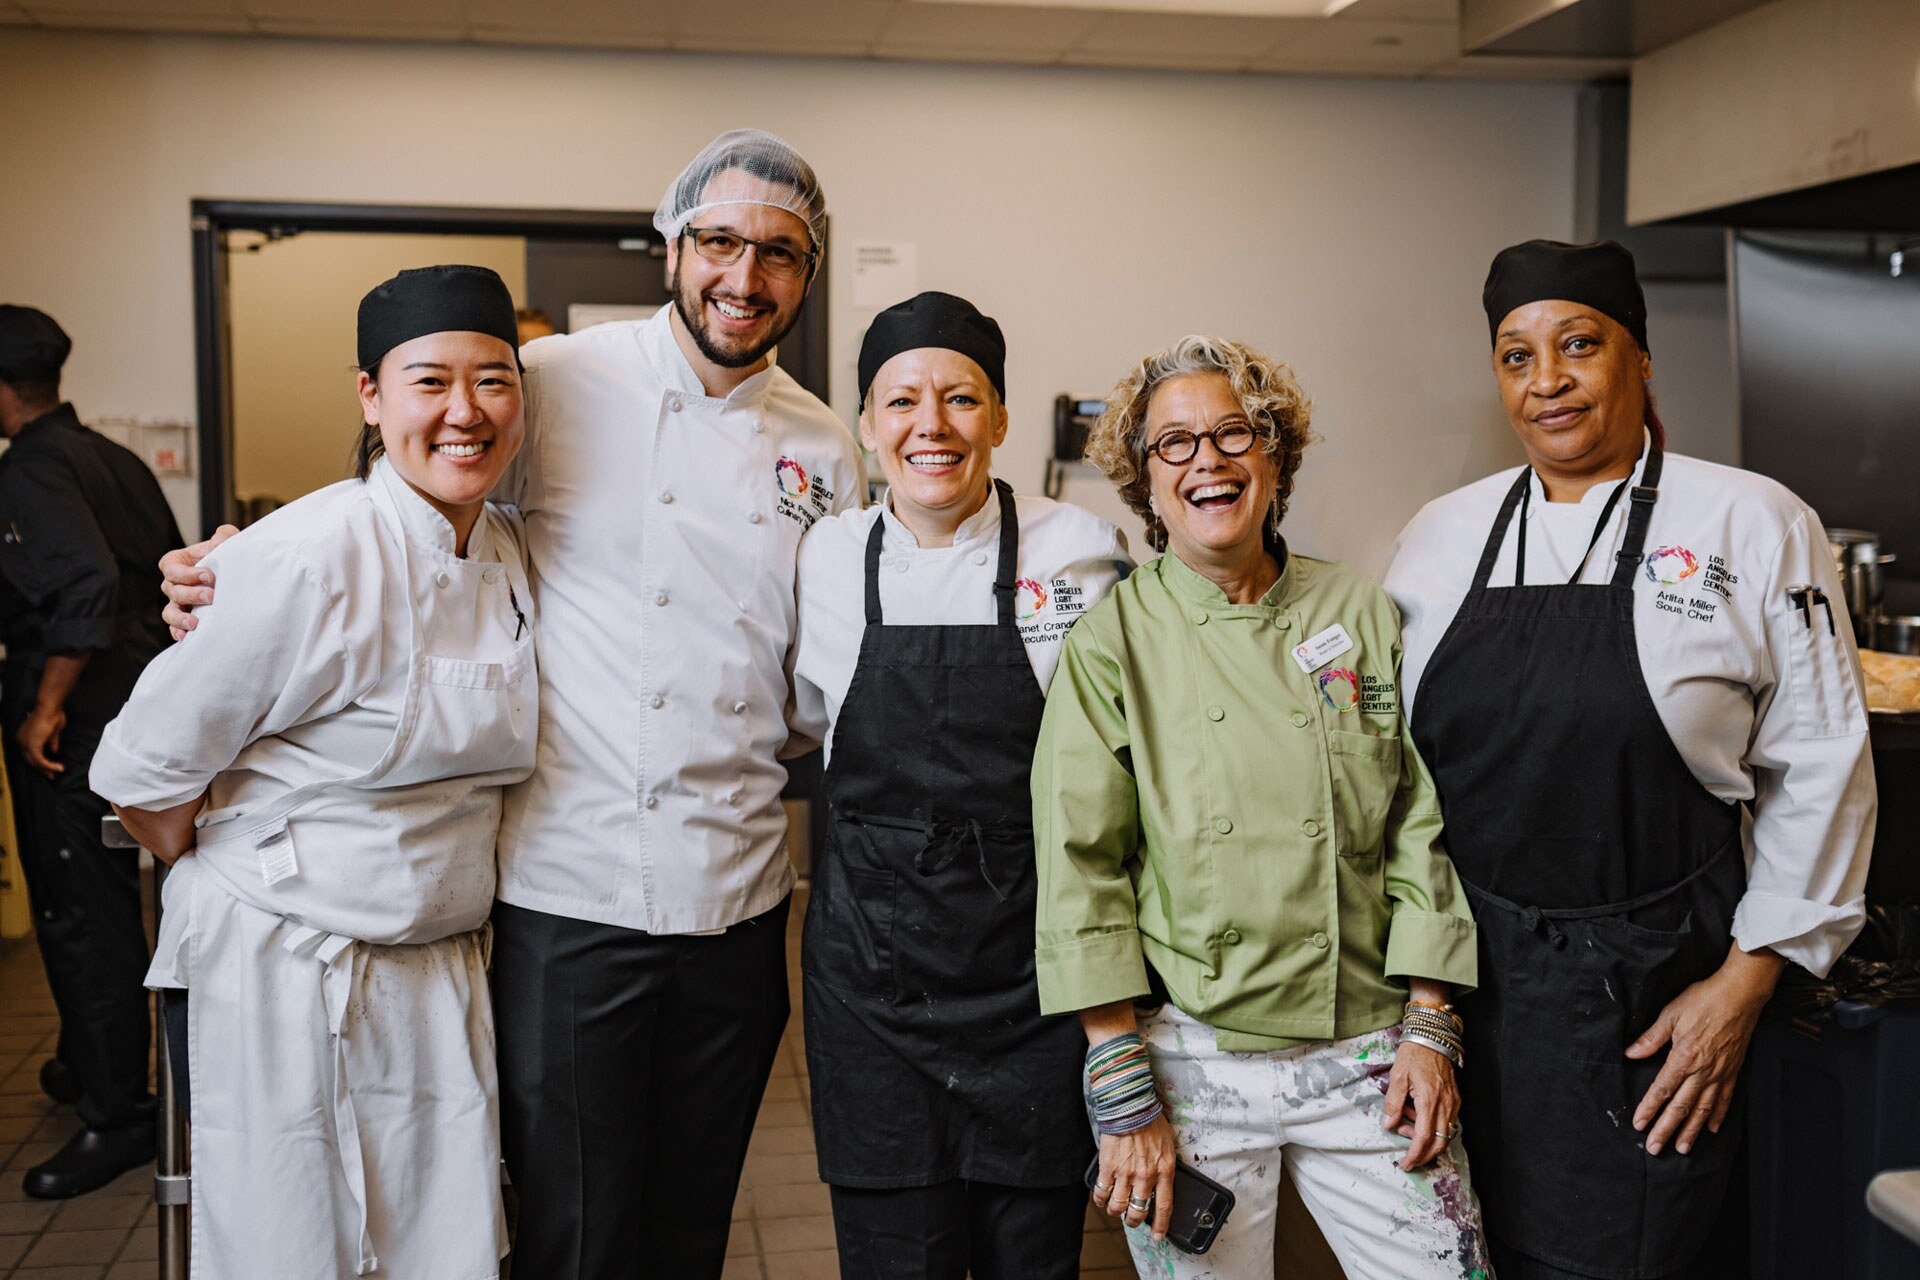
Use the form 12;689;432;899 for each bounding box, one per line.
852;242;917;308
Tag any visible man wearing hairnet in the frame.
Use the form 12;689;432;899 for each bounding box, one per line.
162;130;863;1278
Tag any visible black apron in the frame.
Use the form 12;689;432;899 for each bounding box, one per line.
1410;451;1749;1279
801;481;1092;1190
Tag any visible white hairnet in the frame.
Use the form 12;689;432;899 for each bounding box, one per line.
653;129;827;253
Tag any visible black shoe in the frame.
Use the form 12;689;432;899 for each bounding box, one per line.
37;1059;80;1107
22;1123;155;1200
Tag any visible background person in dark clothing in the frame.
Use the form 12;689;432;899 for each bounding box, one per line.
0;304;181;1199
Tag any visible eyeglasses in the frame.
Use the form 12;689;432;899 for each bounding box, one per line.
682;226;817;280
1146;422;1258;465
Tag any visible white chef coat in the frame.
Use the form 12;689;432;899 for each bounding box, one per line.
789;485;1130;765
90;457;535;1279
495;307;863;934
1384;440;1874;977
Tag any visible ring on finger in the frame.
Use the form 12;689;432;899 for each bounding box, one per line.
1092;1182;1112;1197
1128;1196;1152;1212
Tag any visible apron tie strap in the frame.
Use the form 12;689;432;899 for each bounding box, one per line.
913;818;1012;903
280;927;379;1276
1517;904;1568;950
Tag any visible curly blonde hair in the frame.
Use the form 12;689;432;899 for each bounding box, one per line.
1085;335;1314;553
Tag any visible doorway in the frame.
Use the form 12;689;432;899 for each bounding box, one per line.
190;199;831;534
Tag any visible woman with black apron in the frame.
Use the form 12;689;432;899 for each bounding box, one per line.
788;292;1130;1278
1385;240;1877;1278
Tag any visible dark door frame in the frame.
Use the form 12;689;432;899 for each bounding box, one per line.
188;197;831;535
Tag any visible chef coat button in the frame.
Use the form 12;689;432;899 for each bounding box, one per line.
732;700;747;714
1206;706;1225;722
644;795;659;809
1290;711;1310;728
483;567;501;584
972;552;987;566
753;419;767;434
1310;931;1329;950
651;694;666;709
667;396;682;412
1302;819;1320;838
41;909;54;921
748;511;763;524
1192;611;1208;626
737;599;750;612
894;560;910;574
726;790;742;805
434;570;451;588
655;590;669;606
1222;928;1242;946
1212;818;1233;835
659;490;674;504
1276;617;1292;632
57;847;71;861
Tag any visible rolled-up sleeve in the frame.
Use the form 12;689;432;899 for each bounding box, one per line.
1735;511;1875;977
1379;631;1479;991
1031;621;1150;1016
0;452;119;652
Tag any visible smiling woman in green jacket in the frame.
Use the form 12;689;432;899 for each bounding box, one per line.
1032;335;1490;1280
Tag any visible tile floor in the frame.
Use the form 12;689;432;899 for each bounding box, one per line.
0;878;1137;1280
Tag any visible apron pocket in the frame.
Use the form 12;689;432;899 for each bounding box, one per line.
803;861;897;998
1497;917;1697;1066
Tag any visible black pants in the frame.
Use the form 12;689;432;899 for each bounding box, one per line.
0;699;152;1132
829;1179;1087;1280
492;896;791;1280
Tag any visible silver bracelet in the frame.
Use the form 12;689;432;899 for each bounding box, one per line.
1400;1029;1464;1069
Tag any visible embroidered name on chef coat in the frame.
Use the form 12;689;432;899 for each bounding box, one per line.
1017;575;1095;641
1646;545;1737;624
774;455;837;531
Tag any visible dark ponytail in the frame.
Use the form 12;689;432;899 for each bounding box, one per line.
352;363;383;480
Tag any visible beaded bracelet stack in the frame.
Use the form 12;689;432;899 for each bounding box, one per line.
1086;1033;1164;1136
1400;1000;1465;1069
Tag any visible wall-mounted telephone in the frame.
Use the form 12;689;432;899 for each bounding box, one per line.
1045;394;1105;498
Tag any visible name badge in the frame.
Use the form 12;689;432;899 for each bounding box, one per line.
1291;623;1354;675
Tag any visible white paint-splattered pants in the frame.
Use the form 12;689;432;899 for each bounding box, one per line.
1119;1004;1493;1280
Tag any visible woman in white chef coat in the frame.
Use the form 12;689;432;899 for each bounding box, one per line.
788;292;1128;1280
1383;239;1876;1280
90;265;535;1280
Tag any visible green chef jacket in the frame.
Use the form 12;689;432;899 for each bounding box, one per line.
1031;546;1477;1051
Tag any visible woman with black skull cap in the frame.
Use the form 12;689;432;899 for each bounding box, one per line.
1384;240;1876;1278
787;291;1130;1279
91;265;536;1279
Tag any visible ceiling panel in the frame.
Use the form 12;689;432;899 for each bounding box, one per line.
1265;16;1455;62
1333;0;1457;20
19;0;239;11
0;0;1629;82
667;0;894;53
17;5;251;30
875;1;1102;53
242;0;461;19
459;0;674;22
1070;10;1297;61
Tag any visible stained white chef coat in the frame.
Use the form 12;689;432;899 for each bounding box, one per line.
789;486;1130;765
495;307;863;935
90;457;535;1279
1384;440;1875;977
